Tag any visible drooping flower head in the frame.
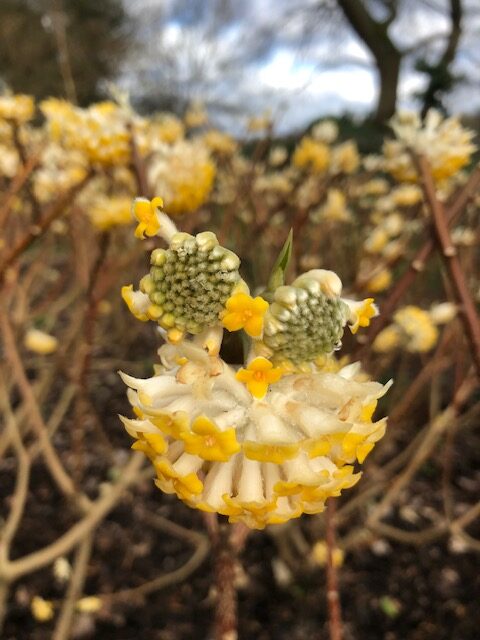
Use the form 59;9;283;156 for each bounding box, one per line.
120;198;391;528
383;109;476;184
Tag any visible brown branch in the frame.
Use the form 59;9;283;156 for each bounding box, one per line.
417;156;480;378
52;534;93;640
0;152;42;229
0;453;144;582
0;378;31;563
325;499;343;640
71;232;112;480
129;124;151;198
213;526;238;640
50;0;78;105
10;123;42;221
356;164;480;357
0;171;93;283
368;374;476;526
0;309;89;509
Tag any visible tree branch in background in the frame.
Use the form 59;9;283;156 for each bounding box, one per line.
417;0;463;116
336;0;401;122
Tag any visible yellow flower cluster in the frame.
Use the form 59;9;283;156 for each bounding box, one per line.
0;94;35;123
311;189;351;223
87;196;133;232
148;141;216;215
373;305;439;353
41;99;132;166
202;130;238;156
384;110;476;184
293;136;331;173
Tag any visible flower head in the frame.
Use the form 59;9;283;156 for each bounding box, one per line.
293;136;331;173
0;94;34;123
261;270;348;364
120;341;392;529
222;292;269;337
88;196;132;231
140;230;241;338
384;109;476;184
148;140;215;215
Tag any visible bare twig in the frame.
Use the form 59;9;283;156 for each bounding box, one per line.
0;453;144;582
417;156;480;378
129;123;150;198
0;151;42;229
0;308;89;509
0;171;93;283
356;164;480;357
0;385;31;562
52;534;93;640
325;499;343;640
368;375;476;525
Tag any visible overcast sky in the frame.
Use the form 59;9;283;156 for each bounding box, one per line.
121;0;480;134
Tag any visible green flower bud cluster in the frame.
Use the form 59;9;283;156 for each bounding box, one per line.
263;277;348;363
139;231;241;335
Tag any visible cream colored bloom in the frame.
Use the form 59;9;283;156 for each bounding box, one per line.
385;109;476;184
312;120;338;144
269;146;288;166
365;269;392;293
429;302;457;325
330;141;360;175
0;94;34;122
311;189;351;223
24;329;58;355
31;596;54;622
373;326;402;353
374;305;439;353
88;196;132;231
76;596;102;613
311;541;344;567
120;342;391;529
394;306;438;352
293;137;330;173
148;141;215;215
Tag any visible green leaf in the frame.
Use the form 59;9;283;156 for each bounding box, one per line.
266;229;293;293
379;596;401;619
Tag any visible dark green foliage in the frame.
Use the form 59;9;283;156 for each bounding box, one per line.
0;0;129;105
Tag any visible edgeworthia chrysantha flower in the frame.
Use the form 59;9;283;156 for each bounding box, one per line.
120;197;391;529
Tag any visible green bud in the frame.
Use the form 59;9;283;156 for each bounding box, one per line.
146;231;241;336
262;277;348;363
